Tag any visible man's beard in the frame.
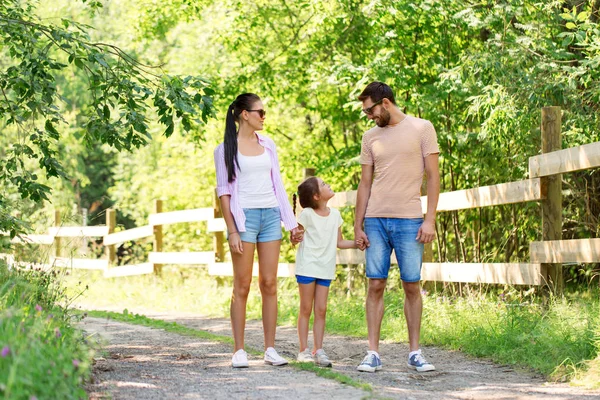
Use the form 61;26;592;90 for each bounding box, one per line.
375;109;391;127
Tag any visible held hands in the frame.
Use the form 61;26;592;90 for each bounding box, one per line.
416;219;436;243
290;226;305;246
228;232;243;254
354;228;370;251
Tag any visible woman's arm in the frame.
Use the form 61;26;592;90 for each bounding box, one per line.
214;145;242;253
220;195;243;254
337;227;357;249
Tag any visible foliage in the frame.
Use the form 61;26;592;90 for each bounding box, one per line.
0;262;93;399
0;0;215;237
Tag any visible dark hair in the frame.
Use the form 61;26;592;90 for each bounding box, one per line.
358;81;396;105
224;93;261;182
293;177;320;214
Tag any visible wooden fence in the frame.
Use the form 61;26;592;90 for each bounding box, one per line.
2;107;600;288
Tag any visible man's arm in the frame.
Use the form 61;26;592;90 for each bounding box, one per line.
354;164;374;250
416;153;440;243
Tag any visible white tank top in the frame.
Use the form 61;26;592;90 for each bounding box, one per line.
237;151;278;209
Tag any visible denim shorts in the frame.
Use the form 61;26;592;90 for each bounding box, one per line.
296;275;332;287
237;207;282;243
364;217;424;282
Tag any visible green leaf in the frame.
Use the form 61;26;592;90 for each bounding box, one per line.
44;120;60;140
576;11;589;22
164;122;174;137
565;22;577;30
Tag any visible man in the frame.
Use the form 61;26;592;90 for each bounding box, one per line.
354;82;440;373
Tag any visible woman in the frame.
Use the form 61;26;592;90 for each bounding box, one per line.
214;93;302;368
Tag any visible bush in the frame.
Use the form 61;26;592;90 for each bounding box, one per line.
0;263;92;399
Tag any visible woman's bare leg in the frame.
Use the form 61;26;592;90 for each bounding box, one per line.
257;240;281;349
231;242;255;351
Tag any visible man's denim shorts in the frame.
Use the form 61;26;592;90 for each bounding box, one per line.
364;217;424;282
295;275;332;287
237;207;282;243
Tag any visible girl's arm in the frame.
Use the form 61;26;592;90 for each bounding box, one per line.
291;223;305;246
337;227;357;249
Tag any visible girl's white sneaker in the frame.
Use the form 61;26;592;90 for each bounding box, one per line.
314;349;333;367
297;348;314;362
232;349;249;368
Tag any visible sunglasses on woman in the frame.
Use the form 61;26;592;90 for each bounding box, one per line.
247;109;266;118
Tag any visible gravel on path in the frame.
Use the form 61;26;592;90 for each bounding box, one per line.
79;305;600;400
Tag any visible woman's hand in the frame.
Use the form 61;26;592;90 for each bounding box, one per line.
228;232;243;254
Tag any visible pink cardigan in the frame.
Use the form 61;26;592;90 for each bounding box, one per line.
214;133;298;232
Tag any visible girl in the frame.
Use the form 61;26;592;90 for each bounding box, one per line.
214;93;303;368
293;176;357;367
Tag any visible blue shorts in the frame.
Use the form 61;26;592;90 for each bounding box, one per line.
237;207;283;243
364;217;424;282
296;275;332;287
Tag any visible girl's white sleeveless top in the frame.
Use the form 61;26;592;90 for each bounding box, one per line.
237;151;278;209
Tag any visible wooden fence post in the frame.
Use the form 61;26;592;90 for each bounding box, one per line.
541;106;563;294
153;199;163;276
421;178;436;293
53;210;61;259
300;168;315;214
214;189;224;262
303;168;315;180
105;209;116;266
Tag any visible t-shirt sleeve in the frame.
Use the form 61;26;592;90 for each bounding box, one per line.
359;133;373;165
334;208;343;228
421;121;440;157
298;209;310;227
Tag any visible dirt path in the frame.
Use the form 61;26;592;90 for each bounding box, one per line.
79;306;600;400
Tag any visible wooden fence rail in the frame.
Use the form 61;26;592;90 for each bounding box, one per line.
2;108;599;289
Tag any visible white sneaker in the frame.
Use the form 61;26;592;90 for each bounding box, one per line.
231;349;249;368
297;348;314;363
264;347;288;366
314;349;332;367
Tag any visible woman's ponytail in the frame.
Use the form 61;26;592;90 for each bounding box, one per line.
223;93;261;183
224;103;238;183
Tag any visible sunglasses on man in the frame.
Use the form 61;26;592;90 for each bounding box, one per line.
247;109;266;118
362;99;383;115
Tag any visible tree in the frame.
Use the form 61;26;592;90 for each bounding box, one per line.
0;0;215;237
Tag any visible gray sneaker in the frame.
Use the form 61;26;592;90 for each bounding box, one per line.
357;352;382;372
314;349;332;367
407;350;435;372
297;348;314;363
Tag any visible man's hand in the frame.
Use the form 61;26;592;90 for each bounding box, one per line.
416;220;436;243
354;228;370;251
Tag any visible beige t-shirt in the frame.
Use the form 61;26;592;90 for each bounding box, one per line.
295;207;343;280
359;115;439;218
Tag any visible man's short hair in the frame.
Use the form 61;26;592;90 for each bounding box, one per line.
358;82;396;105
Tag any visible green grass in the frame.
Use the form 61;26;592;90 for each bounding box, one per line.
62;267;600;387
0;263;93;400
81;309;372;392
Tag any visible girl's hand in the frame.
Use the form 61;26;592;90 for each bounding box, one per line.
290;227;304;245
228;232;243;254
